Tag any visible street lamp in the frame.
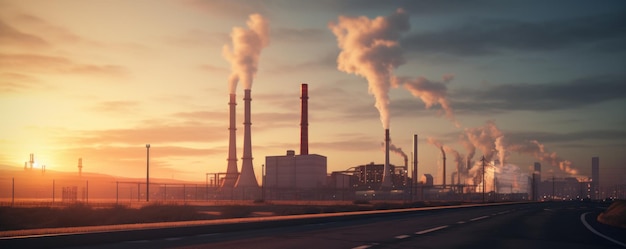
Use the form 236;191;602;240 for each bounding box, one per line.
146;144;150;202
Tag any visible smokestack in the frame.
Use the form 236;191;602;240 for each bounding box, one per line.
413;134;418;187
441;146;446;188
236;89;259;189
300;83;308;155
380;129;392;189
78;158;83;177
222;94;239;188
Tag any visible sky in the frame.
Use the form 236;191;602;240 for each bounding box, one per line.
1;0;625;190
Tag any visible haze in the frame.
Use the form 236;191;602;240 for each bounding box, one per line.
1;0;625;191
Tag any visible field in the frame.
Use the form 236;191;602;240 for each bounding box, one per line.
0;200;461;231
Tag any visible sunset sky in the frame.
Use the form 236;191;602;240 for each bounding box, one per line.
1;0;625;189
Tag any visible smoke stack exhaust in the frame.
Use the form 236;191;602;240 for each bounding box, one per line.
222;94;239;188
236;89;259;189
300;83;308;155
381;129;392;189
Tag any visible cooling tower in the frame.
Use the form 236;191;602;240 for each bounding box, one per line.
222;94;239;188
300;83;309;155
235;89;259;188
380;129;392;189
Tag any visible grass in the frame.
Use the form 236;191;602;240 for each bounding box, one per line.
0;200;468;231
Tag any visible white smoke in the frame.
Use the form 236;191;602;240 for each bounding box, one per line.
329;8;410;129
395;74;459;127
222;13;270;92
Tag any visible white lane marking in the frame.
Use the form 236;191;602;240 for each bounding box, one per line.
165;237;182;241
470;215;489;221
581;212;626;247
497;211;510;215
352;245;371;249
395;234;410;239
415;225;449;235
457;221;466;224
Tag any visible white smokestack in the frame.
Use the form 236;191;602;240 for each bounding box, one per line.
235;89;259;189
222;94;239;188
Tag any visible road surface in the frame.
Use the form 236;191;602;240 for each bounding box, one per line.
5;201;625;248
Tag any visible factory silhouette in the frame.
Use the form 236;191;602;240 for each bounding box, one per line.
199;83;606;202
4;86;615;204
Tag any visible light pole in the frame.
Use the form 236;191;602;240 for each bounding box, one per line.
146;144;150;202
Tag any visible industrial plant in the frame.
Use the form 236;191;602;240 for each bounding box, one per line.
196;83;608;202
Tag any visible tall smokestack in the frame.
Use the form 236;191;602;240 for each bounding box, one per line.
381;129;392;189
222;94;239;188
413;134;418;187
78;158;83;177
441;146;446;188
236;89;259;189
300;83;308;155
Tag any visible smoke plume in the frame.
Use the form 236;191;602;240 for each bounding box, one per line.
380;141;408;164
396;74;459;126
427;137;466;181
222;13;270;92
461;120;503;162
507;139;579;175
329;8;410;129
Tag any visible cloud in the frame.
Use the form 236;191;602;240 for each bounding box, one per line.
0;53;130;77
65;123;225;145
165;29;229;47
263;51;336;75
0;19;49;49
453;74;626;113
90;101;140;114
178;0;268;19
0;72;44;93
402;12;626;56
271;27;329;43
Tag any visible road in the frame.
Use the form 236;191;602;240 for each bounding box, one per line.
6;201;626;249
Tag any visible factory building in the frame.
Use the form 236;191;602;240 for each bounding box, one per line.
352;162;407;190
265;150;327;189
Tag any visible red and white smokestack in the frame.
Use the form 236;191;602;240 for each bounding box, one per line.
235;89;259;189
222;94;239;188
381;129;392;189
300;83;308;155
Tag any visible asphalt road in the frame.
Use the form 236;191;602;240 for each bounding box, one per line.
58;201;624;249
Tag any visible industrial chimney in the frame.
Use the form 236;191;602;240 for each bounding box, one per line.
300;83;308;155
380;129;392;189
235;89;259;189
222;94;239;188
413;134;418;188
78;158;83;177
441;146;446;188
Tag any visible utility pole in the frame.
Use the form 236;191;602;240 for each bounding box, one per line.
146;144;150;202
552;175;554;201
